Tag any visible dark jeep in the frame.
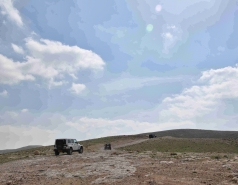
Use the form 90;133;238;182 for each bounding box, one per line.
149;134;157;139
104;143;111;150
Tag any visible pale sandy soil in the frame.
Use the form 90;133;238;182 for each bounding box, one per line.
1;139;238;185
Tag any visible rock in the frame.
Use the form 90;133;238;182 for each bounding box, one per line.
6;181;12;185
34;150;40;155
228;173;238;178
170;152;177;156
232;177;238;183
223;164;232;167
232;173;238;177
160;161;174;164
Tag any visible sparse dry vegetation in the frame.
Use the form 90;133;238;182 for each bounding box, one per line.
2;130;238;184
119;137;238;153
0;145;54;165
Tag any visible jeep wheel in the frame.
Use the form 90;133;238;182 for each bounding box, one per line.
67;148;72;155
79;147;83;154
55;150;59;156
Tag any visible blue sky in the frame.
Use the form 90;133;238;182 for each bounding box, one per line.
0;0;238;149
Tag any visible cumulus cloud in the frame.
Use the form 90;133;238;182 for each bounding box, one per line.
0;90;8;97
0;0;23;27
158;64;238;128
11;43;24;54
0;54;35;85
23;38;105;86
25;38;105;71
69;83;86;94
0;38;105;86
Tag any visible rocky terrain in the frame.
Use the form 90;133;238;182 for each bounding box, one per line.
1;136;238;185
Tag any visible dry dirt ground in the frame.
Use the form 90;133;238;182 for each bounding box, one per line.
1;139;238;185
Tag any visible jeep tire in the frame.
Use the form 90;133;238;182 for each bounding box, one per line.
55;150;59;156
67;148;72;155
79;147;83;154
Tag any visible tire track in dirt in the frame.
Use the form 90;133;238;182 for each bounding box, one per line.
113;139;149;149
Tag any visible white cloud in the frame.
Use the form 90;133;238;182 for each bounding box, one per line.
162;32;173;40
21;109;28;113
23;38;105;86
167;25;176;30
0;0;23;27
0;38;105;86
69;83;86;94
158;64;238;128
0;125;57;150
11;43;24;54
69;73;78;80
0;109;192;149
0;54;35;85
66;117;194;138
25;38;105;72
101;74;184;93
161;24;182;54
0;90;8;97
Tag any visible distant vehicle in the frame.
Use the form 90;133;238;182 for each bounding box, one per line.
104;143;111;150
149;134;157;139
53;139;83;156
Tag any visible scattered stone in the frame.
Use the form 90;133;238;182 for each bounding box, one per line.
222;164;232;168
170;152;177;156
228;173;238;178
232;177;238;183
147;180;156;185
34;150;40;155
6;181;12;185
160;161;174;164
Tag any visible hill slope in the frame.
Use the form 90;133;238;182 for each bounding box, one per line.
145;129;238;139
0;145;42;154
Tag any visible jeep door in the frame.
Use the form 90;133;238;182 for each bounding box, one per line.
56;139;66;151
67;139;73;149
74;139;79;150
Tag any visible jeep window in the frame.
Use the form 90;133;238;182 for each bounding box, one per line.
56;139;66;145
74;139;77;143
68;139;71;143
71;139;74;143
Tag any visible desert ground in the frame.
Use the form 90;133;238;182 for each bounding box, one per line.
1;135;238;185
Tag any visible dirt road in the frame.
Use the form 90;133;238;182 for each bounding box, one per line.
1;139;238;185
